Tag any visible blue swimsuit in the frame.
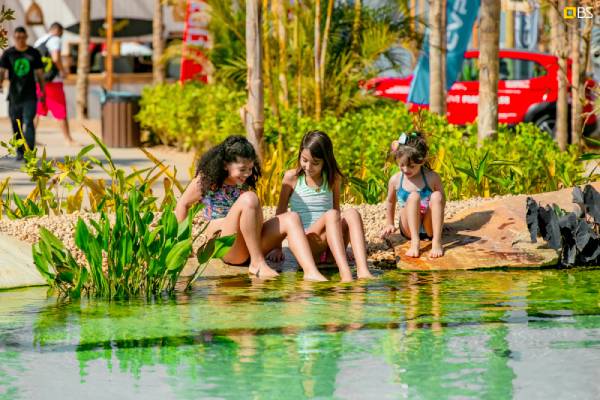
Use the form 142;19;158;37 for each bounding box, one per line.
396;168;433;212
396;169;434;239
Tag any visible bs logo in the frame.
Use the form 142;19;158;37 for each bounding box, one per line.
563;6;594;19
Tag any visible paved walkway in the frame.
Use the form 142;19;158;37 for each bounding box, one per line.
0;118;196;199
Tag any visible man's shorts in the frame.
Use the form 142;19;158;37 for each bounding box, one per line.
36;82;67;120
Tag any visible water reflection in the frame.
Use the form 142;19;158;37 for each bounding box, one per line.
1;269;600;398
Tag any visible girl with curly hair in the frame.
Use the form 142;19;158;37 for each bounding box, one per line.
175;136;327;280
266;130;374;281
379;132;445;258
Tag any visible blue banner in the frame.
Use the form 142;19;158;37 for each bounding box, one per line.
407;0;480;105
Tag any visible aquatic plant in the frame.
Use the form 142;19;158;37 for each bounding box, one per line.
526;184;600;266
32;185;234;299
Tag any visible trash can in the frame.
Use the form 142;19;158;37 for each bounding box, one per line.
98;89;141;148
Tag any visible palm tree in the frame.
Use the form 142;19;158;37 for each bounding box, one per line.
428;0;445;115
244;0;264;160
477;0;500;145
550;0;568;151
570;19;582;148
76;0;90;119
153;0;166;84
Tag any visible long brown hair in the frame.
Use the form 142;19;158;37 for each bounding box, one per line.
295;130;343;189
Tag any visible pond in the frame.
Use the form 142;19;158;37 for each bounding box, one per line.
1;268;600;399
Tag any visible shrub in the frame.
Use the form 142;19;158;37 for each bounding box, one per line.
136;82;246;151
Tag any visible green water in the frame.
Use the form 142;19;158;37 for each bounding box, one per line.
1;269;600;400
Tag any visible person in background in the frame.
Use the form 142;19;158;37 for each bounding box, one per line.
0;26;46;161
34;22;79;146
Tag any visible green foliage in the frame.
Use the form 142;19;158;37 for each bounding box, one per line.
0;129;184;218
205;0;415;117
32;186;235;299
136;82;246;151
0;6;16;50
259;103;589;204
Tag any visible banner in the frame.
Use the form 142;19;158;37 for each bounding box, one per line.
407;0;480;105
180;0;210;83
515;6;540;50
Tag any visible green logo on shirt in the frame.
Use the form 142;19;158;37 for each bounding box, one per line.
13;58;31;77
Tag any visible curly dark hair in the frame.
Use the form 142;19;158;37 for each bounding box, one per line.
390;131;429;166
195;135;261;194
295;130;344;189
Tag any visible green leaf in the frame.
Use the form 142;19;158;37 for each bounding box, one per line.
74;218;90;252
212;234;236;259
77;144;95;158
39;227;64;250
84;127;115;171
165;239;192;271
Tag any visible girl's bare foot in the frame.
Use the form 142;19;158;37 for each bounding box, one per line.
405;242;420;258
357;270;375;279
340;276;354;283
429;240;444;258
303;272;328;282
249;262;279;279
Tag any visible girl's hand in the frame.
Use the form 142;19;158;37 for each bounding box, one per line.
380;224;397;238
266;247;285;262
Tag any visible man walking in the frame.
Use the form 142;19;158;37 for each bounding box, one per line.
0;27;45;160
34;22;78;146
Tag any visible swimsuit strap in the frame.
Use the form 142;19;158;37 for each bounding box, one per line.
421;168;432;192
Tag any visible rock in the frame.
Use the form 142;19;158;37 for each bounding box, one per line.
0;233;46;289
394;182;600;271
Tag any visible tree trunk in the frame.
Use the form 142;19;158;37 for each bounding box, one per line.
273;0;289;110
244;0;264;160
440;0;447;113
571;19;582;148
319;0;334;86
351;0;361;56
314;0;322;120
293;2;302;114
477;0;500;144
429;0;444;115
75;0;90;119
552;0;568;151
152;0;165;84
262;0;279;118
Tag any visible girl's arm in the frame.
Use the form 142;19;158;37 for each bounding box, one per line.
381;174;399;237
332;174;342;211
429;171;446;201
175;176;203;222
276;170;296;216
266;170;296;261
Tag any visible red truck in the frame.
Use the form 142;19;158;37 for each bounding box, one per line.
366;49;597;136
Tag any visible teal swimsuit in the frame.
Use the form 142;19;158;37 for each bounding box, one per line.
289;174;333;230
396;169;433;239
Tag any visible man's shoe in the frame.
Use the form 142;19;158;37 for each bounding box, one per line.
16;153;24;161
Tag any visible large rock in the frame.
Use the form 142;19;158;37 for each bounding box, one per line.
0;233;46;289
395;182;600;271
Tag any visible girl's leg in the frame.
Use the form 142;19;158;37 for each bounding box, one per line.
303;211;353;282
400;191;422;258
322;210;353;281
207;191;279;278
259;212;328;281
423;191;445;258
341;209;374;279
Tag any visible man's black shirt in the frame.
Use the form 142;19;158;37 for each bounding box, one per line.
0;46;43;103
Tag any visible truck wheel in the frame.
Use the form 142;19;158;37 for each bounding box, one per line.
533;113;556;138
